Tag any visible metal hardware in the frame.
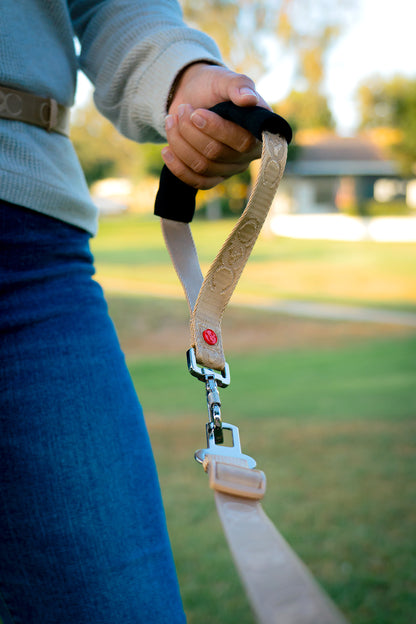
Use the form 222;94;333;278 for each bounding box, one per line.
205;374;223;443
187;348;230;444
187;348;230;388
40;98;58;132
195;422;257;469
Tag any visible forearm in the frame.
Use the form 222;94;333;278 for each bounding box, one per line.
69;0;223;142
69;0;267;190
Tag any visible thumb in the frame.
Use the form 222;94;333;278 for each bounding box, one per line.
215;69;271;110
224;73;260;107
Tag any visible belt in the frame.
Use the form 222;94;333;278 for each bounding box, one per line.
0;85;70;137
155;102;349;623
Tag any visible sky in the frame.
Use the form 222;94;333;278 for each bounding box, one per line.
76;0;416;135
257;0;416;134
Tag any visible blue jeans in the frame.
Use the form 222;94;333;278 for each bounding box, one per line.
0;202;186;623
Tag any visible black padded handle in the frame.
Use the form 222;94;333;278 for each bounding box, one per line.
154;101;292;223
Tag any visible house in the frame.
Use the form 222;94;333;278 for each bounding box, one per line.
275;133;405;215
266;132;416;241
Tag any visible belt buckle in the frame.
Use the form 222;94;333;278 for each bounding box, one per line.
40;97;58;132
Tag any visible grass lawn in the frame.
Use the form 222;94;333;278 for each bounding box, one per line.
93;214;416;312
124;319;415;624
91;215;415;624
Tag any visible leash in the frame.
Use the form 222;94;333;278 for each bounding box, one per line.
155;102;348;624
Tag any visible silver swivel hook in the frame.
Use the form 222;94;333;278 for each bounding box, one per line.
186;348;230;445
204;373;223;444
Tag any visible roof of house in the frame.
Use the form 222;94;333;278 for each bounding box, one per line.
286;134;398;177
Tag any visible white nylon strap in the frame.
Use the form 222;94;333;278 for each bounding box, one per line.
161;219;203;311
161;131;287;371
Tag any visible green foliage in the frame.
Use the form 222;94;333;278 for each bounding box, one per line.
344;200;412;218
71;100;164;185
277;1;353;92
358;75;416;176
275;89;335;131
197;168;252;218
181;0;357;87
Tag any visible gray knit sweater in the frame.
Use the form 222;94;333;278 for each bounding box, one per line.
0;0;222;234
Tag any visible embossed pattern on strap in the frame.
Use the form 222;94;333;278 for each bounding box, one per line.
191;132;287;370
161;131;287;370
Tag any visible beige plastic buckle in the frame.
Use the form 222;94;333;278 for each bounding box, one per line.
206;458;266;500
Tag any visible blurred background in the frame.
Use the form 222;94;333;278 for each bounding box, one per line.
72;1;416;623
72;0;416;230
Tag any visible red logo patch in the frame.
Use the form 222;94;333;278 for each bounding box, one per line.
203;329;218;345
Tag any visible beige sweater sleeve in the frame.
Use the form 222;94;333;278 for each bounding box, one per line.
71;0;223;143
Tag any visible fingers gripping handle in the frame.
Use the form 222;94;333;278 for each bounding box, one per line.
154;102;292;223
209;102;292;143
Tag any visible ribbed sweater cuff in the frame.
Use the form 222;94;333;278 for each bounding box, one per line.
128;41;224;143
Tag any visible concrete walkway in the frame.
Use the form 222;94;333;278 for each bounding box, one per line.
98;276;416;328
234;297;416;327
269;214;416;242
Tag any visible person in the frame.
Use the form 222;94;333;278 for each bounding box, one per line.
0;2;268;622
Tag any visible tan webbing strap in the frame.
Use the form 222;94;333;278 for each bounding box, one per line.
160;123;349;623
204;456;266;499
162;131;287;370
214;488;348;624
0;85;70;136
203;456;348;624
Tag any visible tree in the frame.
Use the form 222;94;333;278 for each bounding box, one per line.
181;0;357;88
72;1;357;209
275;89;334;131
358;76;416;177
182;0;355;143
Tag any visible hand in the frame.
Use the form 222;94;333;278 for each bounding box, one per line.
162;63;270;189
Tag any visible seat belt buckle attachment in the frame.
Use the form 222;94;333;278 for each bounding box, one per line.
188;348;255;467
194;422;257;470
